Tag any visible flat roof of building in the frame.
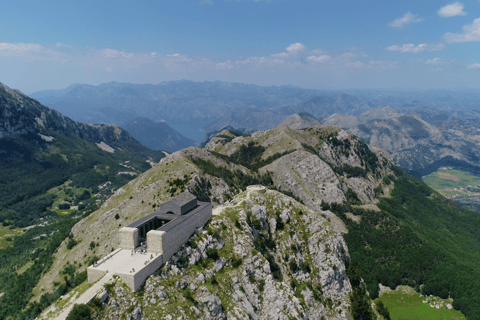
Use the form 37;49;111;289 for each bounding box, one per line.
168;191;197;206
126;201;210;229
90;249;158;275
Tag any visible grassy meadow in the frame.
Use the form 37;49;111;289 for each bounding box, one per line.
423;169;480;195
0;225;24;249
376;286;465;320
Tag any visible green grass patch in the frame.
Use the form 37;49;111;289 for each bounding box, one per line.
0;225;23;249
15;261;34;275
377;286;465;320
55;209;76;216
423;169;480;193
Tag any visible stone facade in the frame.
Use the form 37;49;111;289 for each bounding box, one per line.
146;230;165;255
87;191;212;291
119;227;138;250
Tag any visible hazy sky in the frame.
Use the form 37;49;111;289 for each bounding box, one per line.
1;0;480;93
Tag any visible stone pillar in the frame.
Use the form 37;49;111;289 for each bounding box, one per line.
119;227;139;250
147;230;165;254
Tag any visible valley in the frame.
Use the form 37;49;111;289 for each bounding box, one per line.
422;168;480;211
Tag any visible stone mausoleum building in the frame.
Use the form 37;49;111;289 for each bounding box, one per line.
87;191;212;291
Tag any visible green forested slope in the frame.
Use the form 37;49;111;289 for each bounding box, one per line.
324;168;480;318
0;83;164;320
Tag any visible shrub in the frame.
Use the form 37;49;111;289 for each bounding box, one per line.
300;261;311;273
375;300;391;320
114;213;120;219
234;219;242;230
231;257;242;268
67;238;78;250
206;248;219;260
259;280;265;292
66;304;91;320
289;260;298;273
87;256;99;266
183;289;196;305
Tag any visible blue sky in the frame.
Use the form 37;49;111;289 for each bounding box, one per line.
1;0;480;93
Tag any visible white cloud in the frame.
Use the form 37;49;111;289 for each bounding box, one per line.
426;57;442;64
215;60;234;70
388;12;423;28
100;49;135;60
0;42;68;63
0;42;43;57
306;55;331;63
199;0;214;5
385;43;445;53
56;43;72;48
467;63;480;69
438;3;466;17
443;18;480;42
271;52;288;58
285;43;306;54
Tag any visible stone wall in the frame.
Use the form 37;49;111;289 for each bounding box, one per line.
87;268;107;283
146;230;165;254
114;254;164;291
119;227;139;250
161;203;212;261
131;254;164;291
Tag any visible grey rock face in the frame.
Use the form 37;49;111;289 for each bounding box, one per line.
197;293;227;320
97;289;109;303
133;306;142;320
262;150;346;205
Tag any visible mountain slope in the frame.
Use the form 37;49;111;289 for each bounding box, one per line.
0;82;164;226
323;106;480;175
121;117;195;152
0;82;165;320
23;117;480;319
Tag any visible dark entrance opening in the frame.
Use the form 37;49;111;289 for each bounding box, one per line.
138;217;172;242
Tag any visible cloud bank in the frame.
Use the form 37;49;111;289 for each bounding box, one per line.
385;43;445;53
444;18;480;43
388;12;423;28
438;3;466;17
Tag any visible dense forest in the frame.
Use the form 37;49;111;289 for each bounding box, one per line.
0;135;162;319
0;132;159;228
322;166;480;319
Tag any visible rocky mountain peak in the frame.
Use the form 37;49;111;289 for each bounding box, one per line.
358;105;400;121
276;112;321;130
0;82;26;101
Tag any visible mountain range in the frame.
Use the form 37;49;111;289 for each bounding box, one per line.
2;80;480;319
17;113;480;320
323;106;480;177
121;117;195;153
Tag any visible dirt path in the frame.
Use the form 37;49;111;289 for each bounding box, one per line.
53;273;113;320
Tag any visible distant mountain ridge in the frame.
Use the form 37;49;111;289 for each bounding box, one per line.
121;117;195;153
323;106;480;175
30;80;326;140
